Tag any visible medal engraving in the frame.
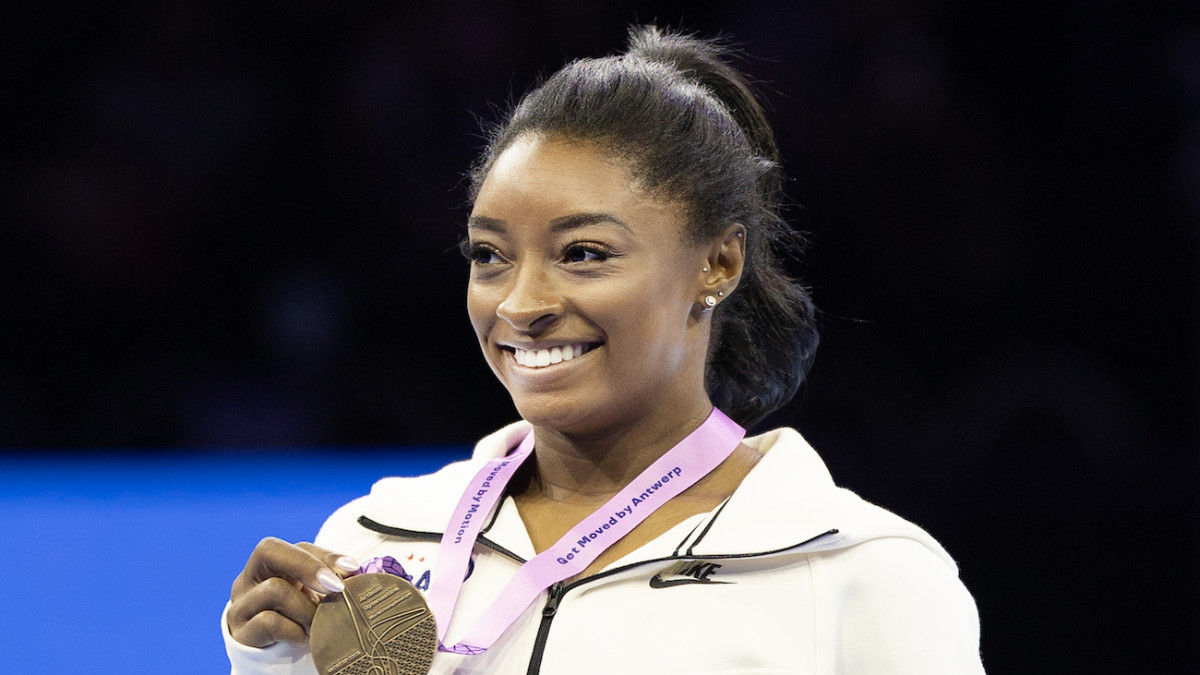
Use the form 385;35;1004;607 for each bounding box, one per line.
311;573;437;675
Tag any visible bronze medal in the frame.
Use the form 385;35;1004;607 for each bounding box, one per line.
311;573;438;675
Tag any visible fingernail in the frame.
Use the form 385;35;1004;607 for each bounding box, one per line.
334;556;359;572
317;569;345;593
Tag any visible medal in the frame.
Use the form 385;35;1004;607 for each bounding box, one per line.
311;573;437;675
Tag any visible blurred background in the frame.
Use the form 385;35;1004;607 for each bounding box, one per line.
2;1;1197;672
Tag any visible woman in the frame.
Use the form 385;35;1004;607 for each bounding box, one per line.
224;27;984;674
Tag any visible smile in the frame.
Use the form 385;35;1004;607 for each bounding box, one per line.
510;343;596;368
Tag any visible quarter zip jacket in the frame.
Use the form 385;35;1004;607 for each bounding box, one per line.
224;425;985;674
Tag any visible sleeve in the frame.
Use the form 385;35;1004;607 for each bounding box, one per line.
222;602;317;675
814;537;986;675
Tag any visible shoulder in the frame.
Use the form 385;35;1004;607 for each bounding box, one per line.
813;536;972;603
741;428;985;672
810;534;984;673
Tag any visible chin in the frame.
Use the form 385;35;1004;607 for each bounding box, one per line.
509;394;605;434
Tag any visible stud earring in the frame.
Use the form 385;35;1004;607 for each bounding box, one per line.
702;266;709;273
704;295;717;308
717;291;724;297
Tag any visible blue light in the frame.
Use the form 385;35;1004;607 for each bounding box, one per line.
0;448;467;674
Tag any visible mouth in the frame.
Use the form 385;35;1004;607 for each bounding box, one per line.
506;342;599;369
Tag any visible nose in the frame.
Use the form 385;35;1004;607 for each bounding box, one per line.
495;263;563;332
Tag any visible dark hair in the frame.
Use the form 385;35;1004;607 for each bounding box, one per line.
470;26;819;428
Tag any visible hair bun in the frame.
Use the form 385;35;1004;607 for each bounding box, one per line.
626;26;725;79
625;26;779;165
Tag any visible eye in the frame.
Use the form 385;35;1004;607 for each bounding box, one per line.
459;239;504;265
562;243;611;264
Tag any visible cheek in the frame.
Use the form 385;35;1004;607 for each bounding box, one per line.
604;294;694;364
641;276;703;361
466;283;495;341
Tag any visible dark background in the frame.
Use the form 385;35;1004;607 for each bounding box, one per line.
3;1;1197;672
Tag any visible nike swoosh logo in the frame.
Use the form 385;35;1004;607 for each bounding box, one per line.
648;573;732;589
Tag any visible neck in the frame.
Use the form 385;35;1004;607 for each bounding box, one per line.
522;403;716;506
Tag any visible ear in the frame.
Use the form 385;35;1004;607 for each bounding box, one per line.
701;223;746;302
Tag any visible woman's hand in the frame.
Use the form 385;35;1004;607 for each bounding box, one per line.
227;537;359;648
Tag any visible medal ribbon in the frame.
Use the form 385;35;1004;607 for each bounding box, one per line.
426;407;745;655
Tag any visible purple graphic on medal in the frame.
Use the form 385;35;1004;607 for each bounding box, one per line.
358;555;412;582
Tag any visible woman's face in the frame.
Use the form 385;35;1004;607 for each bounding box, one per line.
466;135;715;436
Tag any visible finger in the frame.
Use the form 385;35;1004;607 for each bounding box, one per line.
232;537;347;601
228;576;320;639
231;610;308;648
295;541;360;576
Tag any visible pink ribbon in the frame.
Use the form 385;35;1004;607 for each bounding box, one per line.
426;408;745;655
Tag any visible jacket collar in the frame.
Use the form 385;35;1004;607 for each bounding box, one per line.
359;422;956;572
688;427;955;571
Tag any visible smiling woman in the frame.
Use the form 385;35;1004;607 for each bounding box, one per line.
222;26;985;674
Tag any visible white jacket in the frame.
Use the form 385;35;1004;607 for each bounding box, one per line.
224;424;985;674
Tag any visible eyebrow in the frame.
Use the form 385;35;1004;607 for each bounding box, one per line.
467;212;631;234
466;215;506;233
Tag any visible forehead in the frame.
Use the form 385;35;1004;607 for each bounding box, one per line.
471;135;682;231
488;134;631;188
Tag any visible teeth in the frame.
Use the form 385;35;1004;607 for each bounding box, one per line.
513;344;589;369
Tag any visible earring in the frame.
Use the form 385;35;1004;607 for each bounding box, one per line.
717;291;724;297
704;295;717;308
702;266;709;273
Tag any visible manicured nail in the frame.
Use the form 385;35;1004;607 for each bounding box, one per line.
334;556;359;572
317;569;345;593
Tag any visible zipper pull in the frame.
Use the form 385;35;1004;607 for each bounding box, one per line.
543;582;563;618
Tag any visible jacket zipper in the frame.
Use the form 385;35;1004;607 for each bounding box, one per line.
525;581;563;675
